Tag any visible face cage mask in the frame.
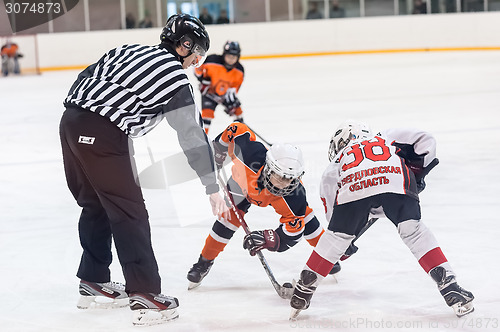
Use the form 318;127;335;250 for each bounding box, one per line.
328;134;353;162
180;36;207;68
262;166;302;197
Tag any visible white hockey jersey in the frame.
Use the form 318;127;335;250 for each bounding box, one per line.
320;128;436;222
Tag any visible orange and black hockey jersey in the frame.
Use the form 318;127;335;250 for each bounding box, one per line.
215;122;319;251
1;43;19;58
194;54;244;96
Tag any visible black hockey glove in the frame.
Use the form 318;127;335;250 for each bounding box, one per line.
408;157;439;193
416;178;426;193
243;229;280;256
407;158;439;181
223;88;241;115
394;144;439;194
213;140;227;170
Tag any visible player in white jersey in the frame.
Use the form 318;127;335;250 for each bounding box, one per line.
290;120;474;319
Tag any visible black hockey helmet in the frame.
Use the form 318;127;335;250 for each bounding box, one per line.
223;41;241;58
160;14;210;56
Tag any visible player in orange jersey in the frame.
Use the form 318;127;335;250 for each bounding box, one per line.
1;40;22;76
187;122;340;289
194;41;244;134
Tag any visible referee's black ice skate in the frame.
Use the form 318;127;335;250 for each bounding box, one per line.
430;266;474;317
187;255;214;290
77;280;129;309
289;270;318;320
129;292;179;326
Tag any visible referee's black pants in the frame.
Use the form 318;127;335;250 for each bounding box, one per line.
59;107;161;294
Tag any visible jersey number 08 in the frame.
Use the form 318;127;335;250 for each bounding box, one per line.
342;137;391;171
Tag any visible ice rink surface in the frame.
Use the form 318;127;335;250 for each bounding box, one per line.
1;50;499;331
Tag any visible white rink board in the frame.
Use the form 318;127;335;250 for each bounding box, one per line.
32;11;500;70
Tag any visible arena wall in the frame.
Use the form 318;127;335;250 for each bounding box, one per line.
29;11;500;71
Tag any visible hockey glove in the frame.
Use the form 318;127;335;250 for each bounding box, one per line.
407;157;439;181
416;178;426;194
223;88;241;115
213;140;227;170
199;78;211;96
408;157;438;193
243;229;280;256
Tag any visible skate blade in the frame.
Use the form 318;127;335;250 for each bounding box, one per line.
289;308;301;320
453;301;474;317
132;308;179;326
188;281;201;290
77;296;129;309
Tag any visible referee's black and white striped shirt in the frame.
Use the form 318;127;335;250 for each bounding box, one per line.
64;43;219;194
65;44;192;138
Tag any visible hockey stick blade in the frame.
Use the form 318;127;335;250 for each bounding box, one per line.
280;281;294;299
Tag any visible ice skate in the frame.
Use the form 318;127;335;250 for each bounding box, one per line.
289;270;318;320
187;255;214;290
430;266;474;317
328;262;341;283
129;293;179;326
329;262;341;275
77;280;128;309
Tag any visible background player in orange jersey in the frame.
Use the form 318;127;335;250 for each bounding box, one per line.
187;122;340;289
1;40;22;76
194;41;244;134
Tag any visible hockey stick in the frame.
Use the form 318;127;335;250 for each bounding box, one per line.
356;217;378;241
340;217;378;260
243;123;273;147
143;135;155;163
205;93;273;147
205;93;224;104
217;168;293;299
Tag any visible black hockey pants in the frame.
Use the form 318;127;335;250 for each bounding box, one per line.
59;107;161;294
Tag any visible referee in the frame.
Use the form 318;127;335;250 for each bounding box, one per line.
59;14;228;325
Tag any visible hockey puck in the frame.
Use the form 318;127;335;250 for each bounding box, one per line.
282;282;293;289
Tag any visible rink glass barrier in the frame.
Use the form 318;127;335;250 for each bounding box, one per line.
2;0;500;35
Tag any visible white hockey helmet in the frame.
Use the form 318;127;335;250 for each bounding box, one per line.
328;120;372;161
262;143;305;196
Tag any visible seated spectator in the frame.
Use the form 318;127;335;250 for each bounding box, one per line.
216;9;230;24
413;0;427;14
139;15;153;28
199;7;213;25
330;0;345;18
306;2;323;19
125;12;136;29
